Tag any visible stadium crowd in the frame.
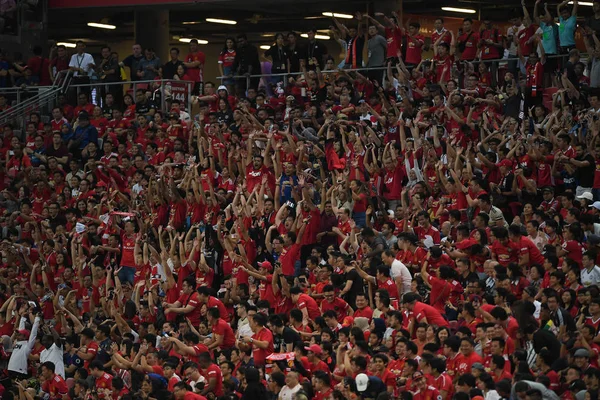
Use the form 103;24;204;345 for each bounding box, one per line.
0;1;600;400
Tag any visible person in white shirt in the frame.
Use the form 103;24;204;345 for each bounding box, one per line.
278;371;301;400
382;249;412;296
581;251;600;287
39;325;65;378
8;314;40;377
68;41;95;78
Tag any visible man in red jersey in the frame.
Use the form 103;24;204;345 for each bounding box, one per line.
412;371;442;400
40;361;68;400
173;381;207;400
90;360;113;398
455;337;483;375
508;224;545;268
206;307;236;350
290;286;321;322
197;352;223;398
239;312;273;367
163;277;202;326
402;292;450;333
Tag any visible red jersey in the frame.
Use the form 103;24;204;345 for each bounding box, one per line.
185;51;206;82
296;293;321;320
42;373;68;400
405;35;425;64
385;27;403;59
455;352;483;374
177;291;202;326
251;327;274;366
280;244;301;276
458;31;479;60
120;233;136;267
212;318;236;349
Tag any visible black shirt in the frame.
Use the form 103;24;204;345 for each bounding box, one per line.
100;57;119;82
576;153;595;188
304;40;328;69
264;46;289;73
232;44;261;75
122;54;144;81
135;100;157;116
273;327;301;353
162;59;183;80
286;45;303;73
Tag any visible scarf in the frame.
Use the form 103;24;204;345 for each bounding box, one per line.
345;36;358;68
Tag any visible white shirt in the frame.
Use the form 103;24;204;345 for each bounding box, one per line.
40;343;65;378
507;25;526;55
390;259;412;295
581;265;600;287
69;53;95;77
8;317;40;374
279;384;301;400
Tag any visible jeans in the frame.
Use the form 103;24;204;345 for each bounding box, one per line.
353;211;367;229
118;266;136;285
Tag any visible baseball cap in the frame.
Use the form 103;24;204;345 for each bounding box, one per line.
577;192;594;201
574;348;590;358
304;344;323;355
355;373;369;392
341;316;354;327
217;85;228;92
472;362;485;371
257;261;273;272
589;201;600;210
18;329;30;338
496;159;513;169
542;186;554;193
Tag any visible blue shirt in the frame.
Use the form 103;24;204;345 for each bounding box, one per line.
278;174;298;204
559;15;577;47
72;124;98;150
539;22;558;55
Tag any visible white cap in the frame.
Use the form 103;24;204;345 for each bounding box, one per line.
355;373;369;392
589;201;600;210
217;85;228;92
577;192;594;201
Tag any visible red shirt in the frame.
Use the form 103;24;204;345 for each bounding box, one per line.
202;364;223;397
405;35;425;64
177;291;202;326
413;302;449;327
297;293;321;320
183;392;207;400
42;374;68;400
185;51;206;82
120;233;136;267
207;296;230;322
321;297;351;322
383;164;405;200
212;318;236;349
455;351;483;374
414;225;441;245
251;327;274;366
458;31;479;60
431;29;451;45
517;25;536;56
280;243;301;276
385;27;403;59
96;372;113;394
353;306;374;321
480;28;502;60
413;385;442;400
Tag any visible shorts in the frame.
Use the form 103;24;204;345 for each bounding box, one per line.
222;66;234;85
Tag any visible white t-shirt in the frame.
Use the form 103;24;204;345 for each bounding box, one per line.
8;317;40;374
69;53;95;77
279;384;302;400
40;343;65;378
390;259;412;295
581;266;600;287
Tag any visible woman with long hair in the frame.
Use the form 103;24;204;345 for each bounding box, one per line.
219;37;237;93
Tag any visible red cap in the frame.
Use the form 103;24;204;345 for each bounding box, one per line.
96;181;107;188
342;316;354;327
18;329;30;338
456;239;477;250
304;344;323;355
257;261;273;272
497;159;513;169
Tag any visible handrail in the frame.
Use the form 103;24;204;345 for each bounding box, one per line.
216;53;581;80
0;71;73;125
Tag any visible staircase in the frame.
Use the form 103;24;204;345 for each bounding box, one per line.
0;71;73;127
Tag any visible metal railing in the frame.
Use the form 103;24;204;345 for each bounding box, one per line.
216;53;584;88
0;71;73;127
67;78;194;117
